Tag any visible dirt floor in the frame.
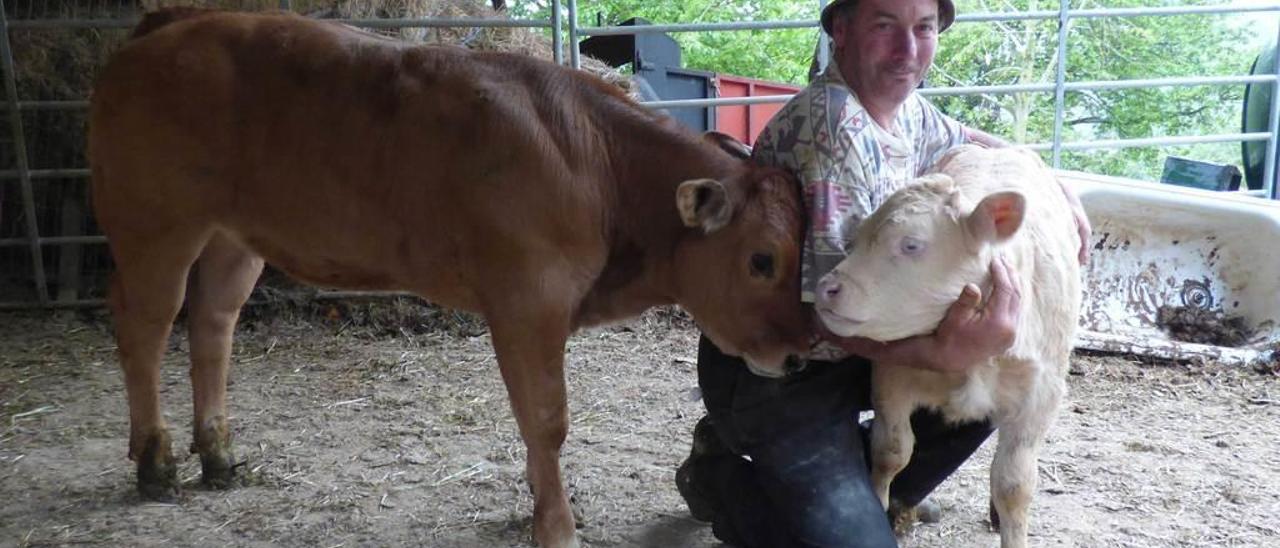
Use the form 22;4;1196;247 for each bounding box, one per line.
2;301;1278;547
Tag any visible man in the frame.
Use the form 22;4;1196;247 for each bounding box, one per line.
675;0;1092;546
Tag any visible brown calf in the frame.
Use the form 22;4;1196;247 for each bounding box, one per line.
89;9;810;547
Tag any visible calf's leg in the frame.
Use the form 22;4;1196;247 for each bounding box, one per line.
185;232;264;488
990;378;1061;548
869;365;916;510
108;230;207;500
990;426;1042;548
488;308;577;548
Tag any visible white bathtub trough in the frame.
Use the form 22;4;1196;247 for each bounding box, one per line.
1060;170;1280;366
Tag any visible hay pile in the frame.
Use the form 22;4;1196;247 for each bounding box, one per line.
136;0;631;89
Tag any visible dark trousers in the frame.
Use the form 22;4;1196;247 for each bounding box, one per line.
693;335;994;548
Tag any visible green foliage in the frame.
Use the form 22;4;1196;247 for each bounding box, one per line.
512;0;817;84
515;0;1266;180
931;0;1258;180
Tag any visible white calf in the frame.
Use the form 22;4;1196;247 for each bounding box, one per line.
816;145;1082;548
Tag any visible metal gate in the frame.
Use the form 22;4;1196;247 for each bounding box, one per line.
2;0;1278;309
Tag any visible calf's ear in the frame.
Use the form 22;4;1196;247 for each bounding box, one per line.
966;191;1025;246
677;179;733;233
702;131;753;160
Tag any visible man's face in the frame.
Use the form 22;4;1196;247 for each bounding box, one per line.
833;0;940;110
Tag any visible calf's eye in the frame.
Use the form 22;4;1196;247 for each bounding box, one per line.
749;252;775;278
899;236;926;257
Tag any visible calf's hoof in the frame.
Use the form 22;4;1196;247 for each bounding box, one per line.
193;418;240;489
888;497;941;535
533;505;579;548
199;450;240;490
537;533;580;548
137;462;180;501
135;434;179;501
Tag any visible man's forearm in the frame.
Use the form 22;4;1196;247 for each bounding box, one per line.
831;333;959;373
963;126;1008;149
873;335;948;371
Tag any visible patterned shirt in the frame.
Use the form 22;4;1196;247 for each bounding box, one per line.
753;62;968;304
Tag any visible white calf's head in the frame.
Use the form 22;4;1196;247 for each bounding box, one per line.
815;174;1025;341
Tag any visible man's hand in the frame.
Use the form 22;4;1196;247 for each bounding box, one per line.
819;256;1023;373
931;256;1022;371
962;126;1009;149
1055;178;1092;265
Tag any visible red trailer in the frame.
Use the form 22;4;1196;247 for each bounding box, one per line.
714;74;801;146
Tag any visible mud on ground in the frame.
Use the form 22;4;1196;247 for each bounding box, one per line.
2;303;1278;547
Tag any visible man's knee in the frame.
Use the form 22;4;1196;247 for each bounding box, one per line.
789;488;897;547
761;437;897;547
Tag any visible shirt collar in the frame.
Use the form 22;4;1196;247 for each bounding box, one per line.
821;58;849;87
824;60;907;140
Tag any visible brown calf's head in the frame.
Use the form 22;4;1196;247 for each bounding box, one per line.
815;172;1027;342
672;166;811;377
